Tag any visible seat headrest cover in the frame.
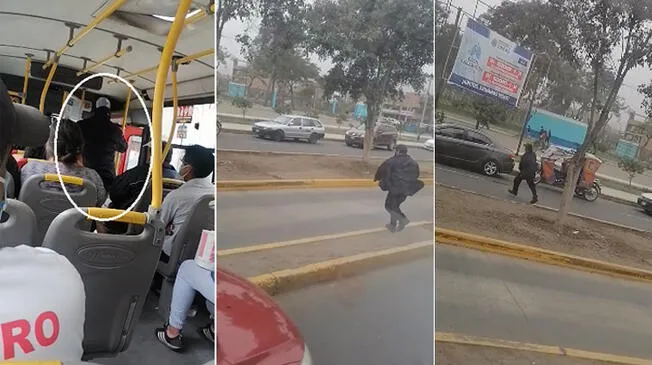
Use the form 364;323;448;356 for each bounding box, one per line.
0;77;50;147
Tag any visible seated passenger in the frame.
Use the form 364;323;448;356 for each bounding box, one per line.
17;146;46;168
155;259;214;351
159;145;214;261
5;152;20;197
100;142;181;234
0;77;85;362
21;119;107;206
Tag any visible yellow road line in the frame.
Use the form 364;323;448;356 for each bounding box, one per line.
249;241;432;295
436;332;652;365
435;227;652;284
219;221;432;257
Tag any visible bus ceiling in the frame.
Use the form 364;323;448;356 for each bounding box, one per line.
0;0;214;114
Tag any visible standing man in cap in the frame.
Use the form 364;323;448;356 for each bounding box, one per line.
0;78;85;361
77;96;127;191
373;144;424;232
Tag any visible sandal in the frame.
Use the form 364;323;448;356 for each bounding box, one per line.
155;323;184;351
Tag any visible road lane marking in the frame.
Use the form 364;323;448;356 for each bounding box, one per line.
436;332;652;365
218;221;432;257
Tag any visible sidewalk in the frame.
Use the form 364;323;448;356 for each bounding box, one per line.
220;122;425;148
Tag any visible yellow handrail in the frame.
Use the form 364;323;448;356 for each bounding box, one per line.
77;46;132;76
163;69;179;160
87;208;148;225
43;0;128;69
115;87;132;170
44;173;84;186
175;48;214;64
185;9;208;25
150;0;193;209
22;55;31;104
39;60;59;112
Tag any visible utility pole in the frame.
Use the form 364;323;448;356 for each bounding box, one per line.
434;6;463;109
515;56;552;155
418;75;433;142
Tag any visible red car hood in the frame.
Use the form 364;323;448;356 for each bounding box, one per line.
217;267;305;365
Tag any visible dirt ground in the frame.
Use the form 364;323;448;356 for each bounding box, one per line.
437;343;622;365
217;151;434;180
435;185;652;271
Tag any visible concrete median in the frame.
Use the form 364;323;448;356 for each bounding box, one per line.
435;227;652;284
218;178;434;191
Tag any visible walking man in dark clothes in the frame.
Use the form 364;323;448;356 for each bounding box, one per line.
77;97;127;191
374;144;424;232
509;142;538;204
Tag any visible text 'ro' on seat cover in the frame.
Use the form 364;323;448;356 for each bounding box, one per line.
43;208;162;359
0;199;37;247
19;174;97;245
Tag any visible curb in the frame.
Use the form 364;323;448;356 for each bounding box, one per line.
435;227;652;284
217;148;433;162
507;170;639;207
436;332;652;365
218;178;434;191
248;241;433;296
220;127;424;146
435;182;646;233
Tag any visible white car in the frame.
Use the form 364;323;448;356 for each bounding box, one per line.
252;115;325;144
423;138;434;151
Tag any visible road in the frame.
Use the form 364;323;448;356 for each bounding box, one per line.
436;244;652;358
435;163;651;230
275;258;433;365
217;132;434;161
216;186;434;249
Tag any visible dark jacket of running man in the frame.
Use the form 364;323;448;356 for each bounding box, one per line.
77;97;127;191
509;143;538;204
374;144;423;232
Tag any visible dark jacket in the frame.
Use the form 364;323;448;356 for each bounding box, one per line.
519;151;538;177
6;155;20;197
77;112;128;189
374;154;422;195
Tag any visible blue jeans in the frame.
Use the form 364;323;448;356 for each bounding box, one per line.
168;260;215;330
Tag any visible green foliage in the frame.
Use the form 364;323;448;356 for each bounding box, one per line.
618;157;646;186
231;96;253;118
275;103;292;115
335;111;348;128
472;98;507;129
435;111;446;124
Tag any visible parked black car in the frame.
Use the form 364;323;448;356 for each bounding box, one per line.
435;124;515;176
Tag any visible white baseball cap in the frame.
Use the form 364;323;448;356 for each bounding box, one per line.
96;97;111;109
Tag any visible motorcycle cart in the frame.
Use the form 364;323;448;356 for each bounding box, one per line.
535;147;602;202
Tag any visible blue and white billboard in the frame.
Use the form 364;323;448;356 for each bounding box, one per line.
448;18;534;108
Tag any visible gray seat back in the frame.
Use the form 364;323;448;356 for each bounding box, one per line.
43;208;162;359
0;199;37;247
19;173;97;245
157;194;214;278
5;171;15;198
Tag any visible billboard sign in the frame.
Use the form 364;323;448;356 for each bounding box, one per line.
448;18;533;108
176;105;193;124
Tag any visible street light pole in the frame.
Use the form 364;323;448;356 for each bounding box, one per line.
418;75;433;142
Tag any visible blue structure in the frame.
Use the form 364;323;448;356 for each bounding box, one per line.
615;139;639;159
525;108;587;150
353;102;367;120
227;82;246;98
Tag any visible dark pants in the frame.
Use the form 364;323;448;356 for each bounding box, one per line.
512;173;537;199
385;192;407;225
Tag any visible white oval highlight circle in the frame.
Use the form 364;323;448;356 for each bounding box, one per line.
55;72;153;222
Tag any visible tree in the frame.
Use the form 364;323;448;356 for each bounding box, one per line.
472;97;507;130
336;110;348;128
307;0;433;161
216;0;255;70
231;96;253;119
549;0;652;228
618;157;646;186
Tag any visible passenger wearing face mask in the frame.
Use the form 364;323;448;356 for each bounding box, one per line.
158;144;214;262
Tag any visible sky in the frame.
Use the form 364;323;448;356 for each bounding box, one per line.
449;0;652;131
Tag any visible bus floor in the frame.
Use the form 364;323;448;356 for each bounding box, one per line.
95;293;214;365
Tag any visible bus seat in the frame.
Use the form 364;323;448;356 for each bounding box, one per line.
157;194;214;318
0;199;37;247
6;171;15;198
162;178;184;199
125;184;152;235
43;207;162;359
19;174;97;245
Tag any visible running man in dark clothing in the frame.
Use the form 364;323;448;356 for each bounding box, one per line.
77;97;127;191
509;142;538;204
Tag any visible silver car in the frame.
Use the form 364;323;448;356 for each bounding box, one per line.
252;115;326;144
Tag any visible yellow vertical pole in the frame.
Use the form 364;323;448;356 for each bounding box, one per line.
150;0;192;209
21;55;31;104
39;60;59;113
163;70;179;160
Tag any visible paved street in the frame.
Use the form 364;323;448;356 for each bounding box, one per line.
217;131;433;161
276;258;433;365
216;186;433;249
435;163;651;230
436;245;652;358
